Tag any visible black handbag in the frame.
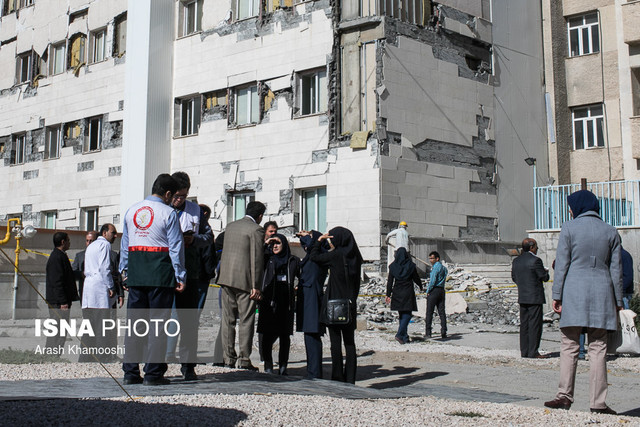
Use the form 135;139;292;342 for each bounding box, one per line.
326;298;351;325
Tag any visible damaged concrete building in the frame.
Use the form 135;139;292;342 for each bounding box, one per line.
0;0;548;270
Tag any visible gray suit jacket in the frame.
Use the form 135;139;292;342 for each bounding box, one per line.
552;211;623;330
511;251;549;305
217;216;265;292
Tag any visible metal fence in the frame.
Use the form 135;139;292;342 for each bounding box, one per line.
533;180;640;230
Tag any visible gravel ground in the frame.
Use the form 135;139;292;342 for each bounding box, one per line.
1;325;638;426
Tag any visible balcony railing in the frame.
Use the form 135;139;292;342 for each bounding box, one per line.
533;180;640;230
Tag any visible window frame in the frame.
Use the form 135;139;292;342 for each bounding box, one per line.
297;68;328;117
233;84;260;127
300;187;327;233
50;42;66;75
175;95;202;137
89;28;107;64
180;0;203;37
42;211;57;229
83;116;102;153
113;13;127;57
81;207;99;231
567;12;600;57
572;104;605;150
68;33;87;70
228;192;256;222
44;125;62;160
11;134;26;165
236;0;260;20
16;51;33;84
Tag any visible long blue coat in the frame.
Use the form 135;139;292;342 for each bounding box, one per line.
552;211;623;330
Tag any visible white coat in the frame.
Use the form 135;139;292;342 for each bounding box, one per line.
82;236;115;309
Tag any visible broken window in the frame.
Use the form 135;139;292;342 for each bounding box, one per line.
50;42;65;75
233;84;259;126
572;104;605;150
235;0;259;20
90;29;106;64
2;0;17;16
266;0;294;11
114;13;127;57
42;211;57;229
45;125;62;160
174;95;201;136
568;13;599;57
228;192;255;222
341;41;376;133
301;187;327;233
179;0;203;37
68;34;86;70
297;69;328;116
16;51;40;84
84;116;102;152
64;121;82;139
10;134;25;165
203;90;228;119
81;207;99;231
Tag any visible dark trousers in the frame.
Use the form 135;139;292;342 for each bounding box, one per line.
425;287;446;336
175;281;199;369
328;325;356;384
397;311;412;343
262;333;290;370
304;332;323;379
519;303;543;358
122;286;173;380
45;305;71;350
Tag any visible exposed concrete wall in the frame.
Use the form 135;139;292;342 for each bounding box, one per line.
0;0;127;229
565;55;604;107
492;0;549;242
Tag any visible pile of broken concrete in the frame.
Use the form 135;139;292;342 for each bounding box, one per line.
359;262;523;327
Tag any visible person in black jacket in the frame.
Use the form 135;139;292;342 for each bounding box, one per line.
511;238;550;358
310;227;363;384
386;247;423;344
45;232;79;349
257;233;300;375
296;230;328;379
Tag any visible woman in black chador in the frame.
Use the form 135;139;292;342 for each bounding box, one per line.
310;226;363;384
386;247;423;344
257;233;300;375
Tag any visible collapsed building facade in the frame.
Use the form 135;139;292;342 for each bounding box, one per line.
0;0;548;270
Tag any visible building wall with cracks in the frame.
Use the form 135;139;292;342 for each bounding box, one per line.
0;0;127;230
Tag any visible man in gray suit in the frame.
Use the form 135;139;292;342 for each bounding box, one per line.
544;190;622;415
218;201;266;370
511;238;549;358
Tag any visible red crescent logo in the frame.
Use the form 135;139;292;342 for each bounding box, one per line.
133;206;154;230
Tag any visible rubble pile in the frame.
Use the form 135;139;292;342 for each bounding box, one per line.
359;262;522;327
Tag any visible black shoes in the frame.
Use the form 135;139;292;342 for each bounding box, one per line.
143;376;171;386
238;364;259;372
181;368;198;381
544;396;572;410
591;405;617;415
123;376;143;385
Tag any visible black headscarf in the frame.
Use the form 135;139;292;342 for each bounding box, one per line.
329;226;363;278
300;230;324;266
269;233;290;272
567;190;600;218
388;247;415;281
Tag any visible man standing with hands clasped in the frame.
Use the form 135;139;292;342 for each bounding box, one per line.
120;174;186;386
511;238;549;359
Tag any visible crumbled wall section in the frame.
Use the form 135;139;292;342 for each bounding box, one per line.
459;215;496;239
23;170;38;180
108;166;121;176
102;120;123;149
77;161;94;172
223;177;263;193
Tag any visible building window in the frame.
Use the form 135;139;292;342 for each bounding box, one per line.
298;69;328;116
10;134;26;165
2;0;17;15
228;192;255;222
16;51;39;84
45;125;62;160
68;34;86;69
236;0;259;20
174;96;201;136
234;85;259;126
631;68;640;117
180;0;202;37
301;187;327;233
568;13;599;57
114;13;127;57
42;211;57;229
84;117;102;152
81;207;99;231
572;104;605;150
203;90;228;119
50;42;65;75
90;29;106;64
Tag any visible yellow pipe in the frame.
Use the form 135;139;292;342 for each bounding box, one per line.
0;217;21;245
